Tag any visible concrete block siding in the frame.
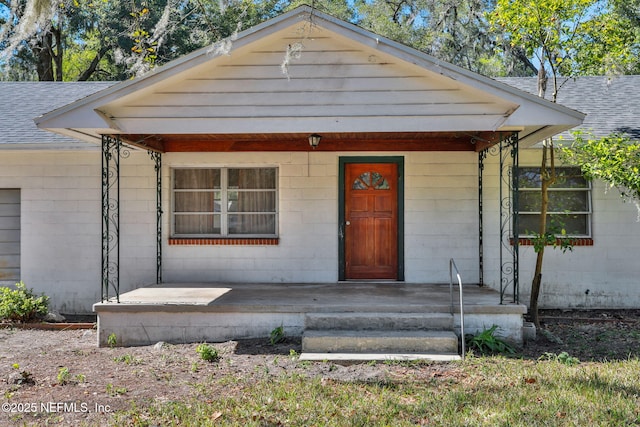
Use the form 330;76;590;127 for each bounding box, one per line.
0;150;156;313
482;148;640;308
1;146;639;313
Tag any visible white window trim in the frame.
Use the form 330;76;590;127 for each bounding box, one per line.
171;167;279;238
518;166;592;238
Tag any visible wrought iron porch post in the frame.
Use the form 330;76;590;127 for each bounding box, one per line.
498;133;519;304
149;151;162;284
478;150;487;287
101;135;122;302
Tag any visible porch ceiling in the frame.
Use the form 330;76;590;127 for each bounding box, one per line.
121;131;501;153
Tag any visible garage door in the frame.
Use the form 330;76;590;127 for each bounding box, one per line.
0;189;20;282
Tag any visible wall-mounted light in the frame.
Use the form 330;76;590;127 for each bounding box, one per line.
308;133;322;149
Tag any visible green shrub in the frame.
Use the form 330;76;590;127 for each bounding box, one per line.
196;343;220;363
0;281;49;322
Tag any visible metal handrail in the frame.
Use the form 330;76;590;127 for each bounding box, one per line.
449;259;465;360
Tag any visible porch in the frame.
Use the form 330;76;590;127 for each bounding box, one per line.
94;282;527;358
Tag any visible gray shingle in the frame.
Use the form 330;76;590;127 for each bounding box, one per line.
0;82;114;146
496;76;640;140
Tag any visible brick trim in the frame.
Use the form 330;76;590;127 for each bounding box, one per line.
169;238;279;246
511;237;593;246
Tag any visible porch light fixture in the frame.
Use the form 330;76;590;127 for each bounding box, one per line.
308;133;322;149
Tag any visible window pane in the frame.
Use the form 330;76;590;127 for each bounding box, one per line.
174;169;220;189
517;214;588;236
548;191;588;212
551;167;587;188
228;191;275;213
517;214;541;236
518;192;541;212
228;168;276;189
175;192;221;212
175;214;220;234
518;168;542;188
228;214;276;234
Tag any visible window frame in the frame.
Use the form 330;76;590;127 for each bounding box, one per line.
517;166;592;238
171;167;278;238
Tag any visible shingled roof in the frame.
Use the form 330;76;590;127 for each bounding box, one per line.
497;75;640;140
0;81;114;148
1;76;638;147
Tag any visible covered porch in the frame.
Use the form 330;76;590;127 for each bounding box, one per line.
35;6;583;355
94;282;526;355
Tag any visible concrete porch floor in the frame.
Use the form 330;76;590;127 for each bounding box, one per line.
94;283;527;347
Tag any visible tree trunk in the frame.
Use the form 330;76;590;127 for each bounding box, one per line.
529;143;555;329
34;33;55;81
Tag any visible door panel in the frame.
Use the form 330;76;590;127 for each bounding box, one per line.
345;163;398;279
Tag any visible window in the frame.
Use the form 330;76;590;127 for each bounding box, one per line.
172;168;277;237
517;167;591;237
0;189;20;282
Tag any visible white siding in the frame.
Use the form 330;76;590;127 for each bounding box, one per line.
162;151;480;285
0;150;156;313
101;24;515;135
2;147;639;313
482;148;640;308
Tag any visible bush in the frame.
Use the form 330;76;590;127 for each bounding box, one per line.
0;281;49;322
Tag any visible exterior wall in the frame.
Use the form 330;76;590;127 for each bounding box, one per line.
162;151;480;285
482;148;640;308
0;149;156;314
8;144;638;313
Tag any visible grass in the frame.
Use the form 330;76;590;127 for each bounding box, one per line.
110;356;640;426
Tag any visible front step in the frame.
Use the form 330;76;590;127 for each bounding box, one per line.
302;330;459;354
299;352;461;362
305;312;453;331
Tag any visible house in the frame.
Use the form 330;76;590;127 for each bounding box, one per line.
2;6;637;348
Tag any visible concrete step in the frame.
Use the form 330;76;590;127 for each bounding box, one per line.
302;329;459;354
299;352;461;362
305;312;453;331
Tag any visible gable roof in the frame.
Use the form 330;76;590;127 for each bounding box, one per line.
34;5;584;150
497;76;640;140
0;82;114;149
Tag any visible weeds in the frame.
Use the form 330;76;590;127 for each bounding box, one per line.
196;343;220;363
465;325;516;356
56;367;86;385
107;333;117;348
106;383;127;397
113;354;143;365
540;351;580;366
269;325;285;345
57;367;71;385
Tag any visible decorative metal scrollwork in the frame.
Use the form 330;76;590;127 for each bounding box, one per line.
102;135;122;302
479;133;519;304
149;151;162;284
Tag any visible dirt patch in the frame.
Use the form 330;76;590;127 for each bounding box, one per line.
1;309;639;426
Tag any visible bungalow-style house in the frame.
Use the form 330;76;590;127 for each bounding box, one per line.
1;6;637;352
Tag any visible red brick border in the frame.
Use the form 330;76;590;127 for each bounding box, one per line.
169;238;279;246
511;237;593;246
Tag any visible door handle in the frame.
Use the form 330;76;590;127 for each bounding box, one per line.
345;221;351;226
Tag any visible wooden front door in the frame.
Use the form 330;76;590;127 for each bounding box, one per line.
344;162;399;280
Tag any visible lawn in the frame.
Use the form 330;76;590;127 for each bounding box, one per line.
111;356;640;426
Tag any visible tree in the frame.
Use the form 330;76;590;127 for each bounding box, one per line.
488;0;640;328
563;132;640;204
0;0;284;81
